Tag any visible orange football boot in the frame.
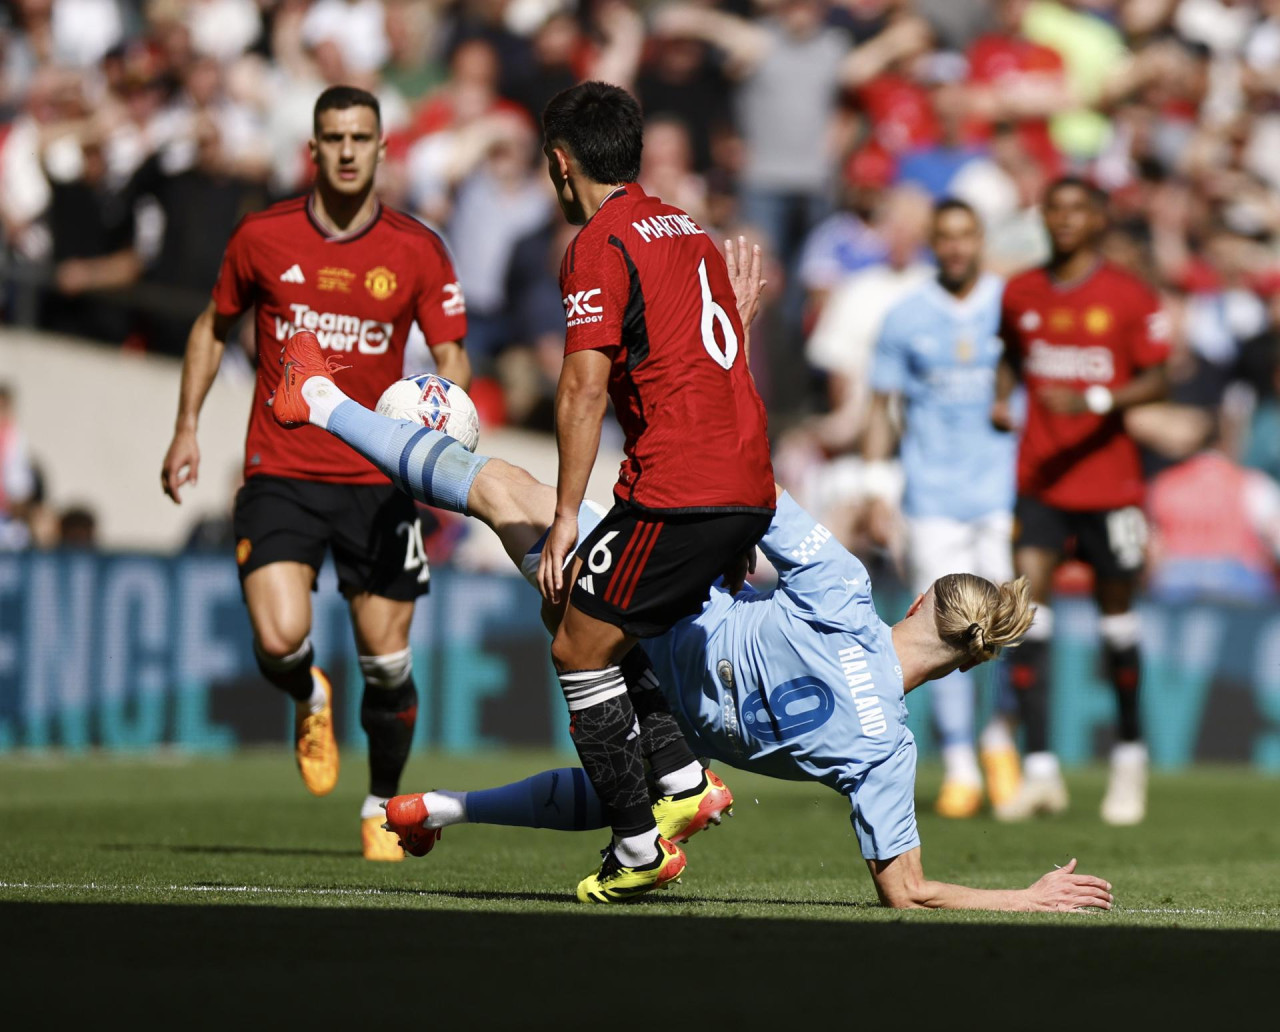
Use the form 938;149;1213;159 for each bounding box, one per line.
383;794;442;857
270;330;350;427
294;667;339;796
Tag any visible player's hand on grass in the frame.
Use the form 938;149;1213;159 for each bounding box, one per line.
1036;385;1088;415
161;428;200;504
538;512;579;604
1025;858;1113;912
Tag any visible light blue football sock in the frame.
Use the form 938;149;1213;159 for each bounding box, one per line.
324;399;487;515
933;667;976;750
464;768;606;831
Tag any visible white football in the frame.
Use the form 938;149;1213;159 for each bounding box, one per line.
376;373;480;452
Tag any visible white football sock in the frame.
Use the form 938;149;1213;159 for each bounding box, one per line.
1110;741;1148;768
422;790;469;829
301;376;349;430
656;761;704;797
1024;751;1061;780
979;718;1016;752
296;674;326;716
613;831;661;867
941;743;982;786
361;794;389;820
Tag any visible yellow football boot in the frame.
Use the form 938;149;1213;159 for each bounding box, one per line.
653;769;734;843
980;744;1022;810
294;667;339;796
576;837;686;904
934;780;982;819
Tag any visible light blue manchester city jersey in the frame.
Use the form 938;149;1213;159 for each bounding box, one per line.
870;273;1016;521
642;493;920;861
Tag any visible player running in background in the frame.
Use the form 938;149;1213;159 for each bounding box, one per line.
160;86;470;860
992;177;1170;825
269;302;1111;913
863;199;1019;819
534;82;776;899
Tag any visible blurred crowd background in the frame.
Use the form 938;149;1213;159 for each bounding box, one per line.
3;0;1280;602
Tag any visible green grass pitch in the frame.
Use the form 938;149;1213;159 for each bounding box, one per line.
2;751;1277;1025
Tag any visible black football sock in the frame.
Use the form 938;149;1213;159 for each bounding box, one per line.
619;647;698;780
560;668;655;841
1010;639;1051;755
361;677;418;799
254;638;315;703
1105;643;1141;743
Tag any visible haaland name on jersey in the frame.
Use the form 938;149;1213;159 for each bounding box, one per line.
839;644;888;737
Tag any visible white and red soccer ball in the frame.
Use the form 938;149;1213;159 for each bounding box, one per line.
375;373;481;452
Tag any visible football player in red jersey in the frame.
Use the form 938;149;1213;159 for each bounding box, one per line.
160;86;470;860
992;177;1170;825
535;81;776;901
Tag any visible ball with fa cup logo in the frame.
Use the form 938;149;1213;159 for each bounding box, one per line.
376;373;481;452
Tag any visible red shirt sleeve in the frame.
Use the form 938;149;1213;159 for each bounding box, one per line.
211;220;257;317
1129;283;1172;369
560;238;626;356
414;237;468;346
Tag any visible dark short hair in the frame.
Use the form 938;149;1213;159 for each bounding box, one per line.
542;81;643;185
933;197;979;224
313;85;381;136
1044;175;1106;208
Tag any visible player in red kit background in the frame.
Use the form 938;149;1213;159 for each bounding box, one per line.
536;82;775;902
160;86;470;860
992;177;1169;826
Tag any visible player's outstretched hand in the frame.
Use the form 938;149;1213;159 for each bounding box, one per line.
161;428;200;504
1025;858;1113;912
724;235;766;342
538;512;579;604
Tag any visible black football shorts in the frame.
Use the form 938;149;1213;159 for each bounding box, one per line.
232;474;431;600
1013;494;1148;579
569;501;773;638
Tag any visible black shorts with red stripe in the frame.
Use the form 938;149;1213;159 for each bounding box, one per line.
570;501;773;638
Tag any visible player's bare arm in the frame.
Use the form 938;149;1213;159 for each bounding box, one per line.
867;849;1113;912
428;341;472;390
538;347;612;603
161;299;238;504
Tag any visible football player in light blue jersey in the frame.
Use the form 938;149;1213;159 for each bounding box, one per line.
863;199;1020;820
282;238;1111;910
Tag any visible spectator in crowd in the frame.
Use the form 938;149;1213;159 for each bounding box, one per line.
57;503;97;548
0;384;37;550
1147;420;1280;603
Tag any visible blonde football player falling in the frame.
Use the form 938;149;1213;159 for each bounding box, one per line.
268;239;1113;911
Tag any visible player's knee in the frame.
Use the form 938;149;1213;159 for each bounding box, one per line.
359;647;414;690
254;627;311;665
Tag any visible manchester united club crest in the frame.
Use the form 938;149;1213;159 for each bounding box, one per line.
236;538;253;566
1085;305;1113;335
365;266;398;300
418;377;451;431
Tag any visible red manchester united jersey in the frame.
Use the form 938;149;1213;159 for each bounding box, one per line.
1001;261;1170;510
212;196;467;483
559;184;774;513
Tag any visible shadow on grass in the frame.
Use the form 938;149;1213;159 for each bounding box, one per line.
3;901;1271;1026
